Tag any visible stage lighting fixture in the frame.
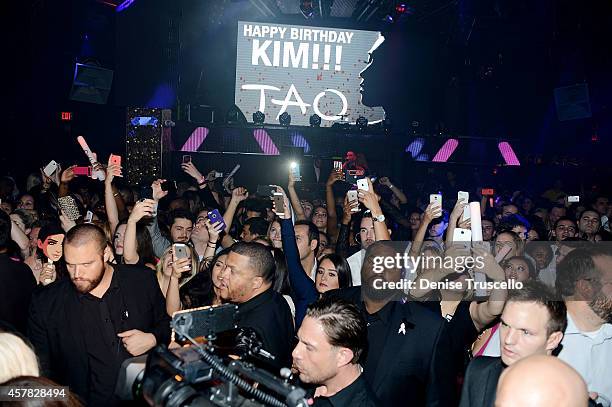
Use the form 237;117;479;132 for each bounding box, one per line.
395;2;407;13
226;105;247;125
309;114;321;127
356;116;368;131
279;112;291;126
253;111;265;125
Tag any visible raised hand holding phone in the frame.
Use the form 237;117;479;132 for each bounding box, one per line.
129;199;157;223
271;186;291;219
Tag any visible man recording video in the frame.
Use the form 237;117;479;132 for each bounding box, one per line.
292;297;379;406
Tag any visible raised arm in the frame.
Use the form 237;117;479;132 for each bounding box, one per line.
220;187;248;248
104;159;122;234
325;170;344;240
445;200;468;247
357;178;390;242
166;256;192;315
409;202;441;257
379;176;408;204
335;194;357;258
287;170;306;221
146;179;171;258
274;186;318;327
468;247;507;331
124;199;156;264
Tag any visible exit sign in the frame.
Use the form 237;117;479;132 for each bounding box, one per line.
61;112;72;121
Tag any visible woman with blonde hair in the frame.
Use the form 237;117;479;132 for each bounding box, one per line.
0;332;39;383
156;245;199;298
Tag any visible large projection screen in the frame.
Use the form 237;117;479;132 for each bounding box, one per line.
235;21;386;127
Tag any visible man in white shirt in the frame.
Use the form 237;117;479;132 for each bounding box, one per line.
556;246;612;407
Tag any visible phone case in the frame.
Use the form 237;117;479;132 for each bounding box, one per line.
58;196;81;221
347;190;359;212
272;193;284;213
452;228;472;242
207;209;226;229
173;244;188;259
182;155;192;163
430;194;442;204
43;161;58;177
357;179;369;191
110;154;122;166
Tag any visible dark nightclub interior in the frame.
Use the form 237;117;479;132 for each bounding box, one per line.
2;1;612;407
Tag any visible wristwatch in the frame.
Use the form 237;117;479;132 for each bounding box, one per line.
372;213;386;223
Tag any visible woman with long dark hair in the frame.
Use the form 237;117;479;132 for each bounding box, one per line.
314;253;352;294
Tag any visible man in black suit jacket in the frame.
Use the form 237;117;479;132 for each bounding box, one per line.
326;241;455;407
28;224;170;406
459;281;567;407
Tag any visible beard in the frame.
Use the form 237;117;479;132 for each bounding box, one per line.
589;292;612;323
71;267;105;294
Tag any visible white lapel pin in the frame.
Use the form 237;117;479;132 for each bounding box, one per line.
398;322;406;335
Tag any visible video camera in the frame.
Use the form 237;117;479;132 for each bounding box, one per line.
115;304;309;407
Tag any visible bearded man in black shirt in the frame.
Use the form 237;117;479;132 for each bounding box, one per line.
28;224;170;406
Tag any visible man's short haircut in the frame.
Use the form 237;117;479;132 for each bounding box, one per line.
244;198;267;216
243;217;270;237
578;209;600;220
506;280;567;336
229;241;275;283
294;220;320;254
305;297;367;364
0;210;11;249
550;203;566;211
170;209;195;225
498;214;531;232
556;245;612;298
554;216;577;229
64;223;107;252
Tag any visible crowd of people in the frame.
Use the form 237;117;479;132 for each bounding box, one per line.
0;150;611;407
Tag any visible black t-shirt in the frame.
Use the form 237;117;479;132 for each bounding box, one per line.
308;375;380;407
78;268;133;406
236;288;295;370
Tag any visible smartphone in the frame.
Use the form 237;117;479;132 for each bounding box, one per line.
58;196;81;221
453;228;472;242
357;178;369;191
182;155;192;164
272;193;285;214
458;191;470;221
481;188;495;196
290;162;302;181
110;154;122;166
568;195;580;203
161;180;176;192
430;194;442;206
73;166;92;176
173;243;189;259
207;208;226;230
257;185;276;197
140;185;153;200
84;210;93;223
347;190;359;212
43;160;59;177
214;171;223;179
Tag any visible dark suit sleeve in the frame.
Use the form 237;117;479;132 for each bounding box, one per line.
27;292;53;377
146;272;171;346
458;357;477;407
426;322;457;407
